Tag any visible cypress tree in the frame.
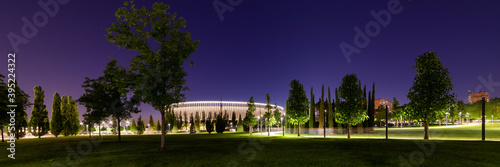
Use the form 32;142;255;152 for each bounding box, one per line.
216;112;226;134
130;118;137;132
328;87;334;128
309;86;315;129
195;111;201;132
30;86;50;138
137;116;145;134
172;115;178;133
69;97;80;135
156;120;161;131
319;84;325;129
61;95;71;136
237;114;244;132
206;112;214;134
149;115;155;133
50;92;63;137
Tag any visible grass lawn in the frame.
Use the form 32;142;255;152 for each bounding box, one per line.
1;124;500;166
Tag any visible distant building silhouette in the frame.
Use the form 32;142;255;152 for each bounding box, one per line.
374;98;393;112
468;91;489;104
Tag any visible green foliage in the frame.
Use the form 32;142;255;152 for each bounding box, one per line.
335;74;368;126
237;114;244;132
216;112;227;134
195;111;201;132
30;86;50;138
136;116;145;135
130;118;137;132
243;97;257;135
286;80;309;136
319;85;325;128
50;92;64;137
406;52;455;139
156;120;161;131
205;112;214;134
12;82;30;139
328;87;334;128
0;75;10;140
273;103;281;127
309;86;315;128
375;105;391;126
149;115;155;133
172;117;178;133
107;0;200;149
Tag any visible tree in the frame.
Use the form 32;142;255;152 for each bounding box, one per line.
29;86;50;138
50;92;63;137
231;111;236;129
319;85;325;129
328;87;334;129
264;93;276;136
368;83;375;128
206;112;214;134
0;75;9;142
286;80;309;136
149;115;155;133
243;97;258;135
406;52;455;140
391;97;403;127
61;95;71;136
216;112;227;134
237;114;244;132
68;96;80;135
130;118;137;132
457;100;466;123
172;115;178;133
273;103;281;128
156;120;161;131
335;74;368;138
195;111;201;132
78;77;112;139
309;86;315;129
137;116;145;135
375;105;391;127
107;0;200;150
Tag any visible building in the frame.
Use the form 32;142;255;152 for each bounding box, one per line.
170;101;285;121
468;91;489;104
374;98;393;112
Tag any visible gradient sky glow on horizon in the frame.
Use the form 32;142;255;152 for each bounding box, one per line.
1;0;499;122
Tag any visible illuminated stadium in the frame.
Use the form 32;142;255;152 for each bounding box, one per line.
170;101;285;119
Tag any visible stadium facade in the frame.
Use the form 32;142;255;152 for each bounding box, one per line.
170;101;285;120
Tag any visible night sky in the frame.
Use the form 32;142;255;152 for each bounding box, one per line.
1;0;499;122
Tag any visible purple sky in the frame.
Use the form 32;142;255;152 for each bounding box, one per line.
1;0;499;122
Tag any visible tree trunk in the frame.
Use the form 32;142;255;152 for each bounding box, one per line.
268;124;270;136
117;118;121;142
424;121;429;140
161;110;166;150
298;121;301;137
99;124;101;140
347;124;351;139
1;128;4;142
249;125;252;136
89;124;91;139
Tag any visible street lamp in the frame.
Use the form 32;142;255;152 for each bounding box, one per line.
168;123;171;133
324;110;327;138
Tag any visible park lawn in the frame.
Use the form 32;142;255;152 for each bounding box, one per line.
300;124;500;140
1;128;500;167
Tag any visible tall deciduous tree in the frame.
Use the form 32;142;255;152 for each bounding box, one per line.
286;80;309;136
406;52;455;139
309;86;315;129
391;97;403;127
30;86;50;138
50;92;63;137
335;74;367;138
243;97;257;135
107;0;199;150
79;77;111;139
